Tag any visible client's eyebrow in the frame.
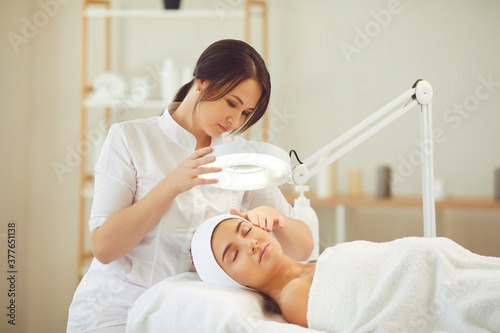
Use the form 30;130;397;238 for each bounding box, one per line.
222;220;244;262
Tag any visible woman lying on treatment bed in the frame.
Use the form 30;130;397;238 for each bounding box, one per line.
191;211;500;332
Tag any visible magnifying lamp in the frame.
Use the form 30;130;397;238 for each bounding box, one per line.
202;80;436;256
200;141;291;191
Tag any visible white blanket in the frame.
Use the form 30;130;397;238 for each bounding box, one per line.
127;272;327;333
307;237;500;332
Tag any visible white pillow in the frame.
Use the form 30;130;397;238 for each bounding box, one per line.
126;272;324;333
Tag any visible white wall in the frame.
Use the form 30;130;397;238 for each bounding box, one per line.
1;0;80;332
26;0;81;331
268;0;500;197
0;0;499;332
0;1;32;332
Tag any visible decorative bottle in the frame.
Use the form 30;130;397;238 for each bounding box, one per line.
293;186;319;262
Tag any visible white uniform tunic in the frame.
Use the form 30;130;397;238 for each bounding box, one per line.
67;107;294;332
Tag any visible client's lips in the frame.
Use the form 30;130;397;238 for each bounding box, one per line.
259;244;269;263
218;124;229;133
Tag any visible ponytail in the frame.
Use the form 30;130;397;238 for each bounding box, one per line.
257;291;282;315
173;80;194;102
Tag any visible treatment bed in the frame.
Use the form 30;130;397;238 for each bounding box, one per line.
126;272;326;333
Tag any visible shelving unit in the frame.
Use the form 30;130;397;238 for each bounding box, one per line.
84;8;245;18
284;191;500;244
77;0;269;283
84;98;166;109
284;193;500;210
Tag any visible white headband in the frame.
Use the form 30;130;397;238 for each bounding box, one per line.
191;214;252;290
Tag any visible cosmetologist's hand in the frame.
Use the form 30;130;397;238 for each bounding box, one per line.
230;206;285;232
166;147;222;195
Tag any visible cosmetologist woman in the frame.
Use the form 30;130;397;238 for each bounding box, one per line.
67;39;313;332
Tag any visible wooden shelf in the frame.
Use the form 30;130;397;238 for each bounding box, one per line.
84;8;245;19
433;196;500;210
84;98;168;109
283;192;500;211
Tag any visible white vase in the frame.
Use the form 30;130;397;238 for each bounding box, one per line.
181;66;193;85
160;58;179;103
92;72;126;101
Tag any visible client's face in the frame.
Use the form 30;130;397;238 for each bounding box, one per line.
211;218;283;289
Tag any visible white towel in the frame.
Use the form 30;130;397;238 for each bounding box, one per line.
307;237;500;332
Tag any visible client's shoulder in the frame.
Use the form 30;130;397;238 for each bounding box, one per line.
279;277;311;328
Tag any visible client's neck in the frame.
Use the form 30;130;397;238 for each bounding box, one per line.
256;255;309;303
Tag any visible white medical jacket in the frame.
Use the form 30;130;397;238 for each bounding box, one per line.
67;107;294;331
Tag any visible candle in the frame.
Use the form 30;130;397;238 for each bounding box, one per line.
315;161;337;199
376;165;391;198
348;168;362;197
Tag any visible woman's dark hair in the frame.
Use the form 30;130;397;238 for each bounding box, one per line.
173;39;271;134
257;291;282;316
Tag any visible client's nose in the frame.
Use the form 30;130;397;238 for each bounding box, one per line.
248;239;258;254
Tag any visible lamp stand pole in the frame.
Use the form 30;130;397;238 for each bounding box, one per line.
415;82;436;237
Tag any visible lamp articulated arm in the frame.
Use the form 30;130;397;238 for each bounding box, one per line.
290;80;436;237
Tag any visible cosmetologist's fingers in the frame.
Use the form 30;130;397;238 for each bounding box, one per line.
247;212;259;227
229;208;247;219
266;216;274;232
258;215;267;230
193;155;217;168
195;166;222;176
194;177;219;185
277;215;285;229
191;146;212;159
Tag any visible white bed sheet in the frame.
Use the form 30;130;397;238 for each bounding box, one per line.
126;272;326;333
